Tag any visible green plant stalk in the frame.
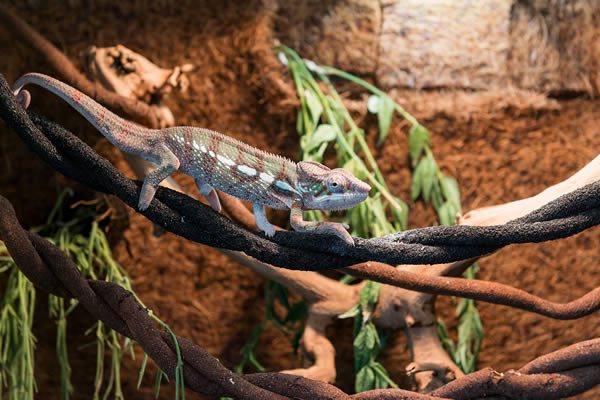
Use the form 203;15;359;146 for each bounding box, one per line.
279;45;403;391
0;188;186;400
322;56;483;375
0;259;37;400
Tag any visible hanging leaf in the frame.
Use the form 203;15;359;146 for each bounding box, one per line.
353;329;372;368
377;95;395;146
408;124;430;166
411;158;426;200
328;96;346;128
339;305;360;319
359;281;381;310
440;175;461;210
355;365;375;393
421;157;437;202
306;124;337;152
438;201;457;226
304;89;323;127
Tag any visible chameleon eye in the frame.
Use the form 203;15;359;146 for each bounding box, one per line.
327;178;344;193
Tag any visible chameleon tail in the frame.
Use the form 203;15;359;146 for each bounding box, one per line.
12;72;154;149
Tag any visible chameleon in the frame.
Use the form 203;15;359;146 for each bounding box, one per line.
13;73;371;244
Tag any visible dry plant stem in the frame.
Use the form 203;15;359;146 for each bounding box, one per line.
0;6;159;128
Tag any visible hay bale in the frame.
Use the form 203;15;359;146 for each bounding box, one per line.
377;0;513;90
509;0;600;95
276;0;381;75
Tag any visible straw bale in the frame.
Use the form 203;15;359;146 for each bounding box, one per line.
377;0;513;90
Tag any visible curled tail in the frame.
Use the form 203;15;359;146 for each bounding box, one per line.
12;73;155;150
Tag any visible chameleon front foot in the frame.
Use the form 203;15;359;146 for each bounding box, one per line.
311;221;354;245
253;203;276;237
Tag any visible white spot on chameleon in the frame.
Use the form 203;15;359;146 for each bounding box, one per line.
193;141;200;150
200;145;207;153
237;164;257;176
259;172;275;184
275;180;297;194
217;154;236;167
208;150;215;157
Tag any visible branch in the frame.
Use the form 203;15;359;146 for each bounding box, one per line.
0;78;597;270
430;366;600;400
344;262;600;320
460;155;600;226
280;312;337;383
0;115;599;400
519;338;600;374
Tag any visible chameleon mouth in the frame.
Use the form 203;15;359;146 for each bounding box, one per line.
320;191;369;211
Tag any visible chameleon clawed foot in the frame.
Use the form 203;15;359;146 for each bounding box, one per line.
253;203;276;238
314;221;354;245
261;223;276;238
198;182;221;212
138;184;154;211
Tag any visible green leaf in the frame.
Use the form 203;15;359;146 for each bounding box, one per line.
377;95;395;146
359;281;381;310
371;362;398;389
441;175;461;210
438;201;457;226
422;157;437;202
353;329;371;368
355;365;375;392
411;158;426;200
390;196;408;231
339;305;360;319
306;124;337;152
408;124;430;166
327;96;346;128
363;323;377;352
304;89;323;127
296;109;304;136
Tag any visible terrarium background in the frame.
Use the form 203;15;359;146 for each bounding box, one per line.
0;1;599;399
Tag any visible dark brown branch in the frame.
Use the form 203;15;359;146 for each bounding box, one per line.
0;6;159;128
0;149;599;399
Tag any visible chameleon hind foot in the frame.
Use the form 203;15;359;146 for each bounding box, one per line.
197;181;221;212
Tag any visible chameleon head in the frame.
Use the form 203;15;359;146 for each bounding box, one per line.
297;161;371;210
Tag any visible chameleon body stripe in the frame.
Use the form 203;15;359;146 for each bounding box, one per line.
164;126;298;209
